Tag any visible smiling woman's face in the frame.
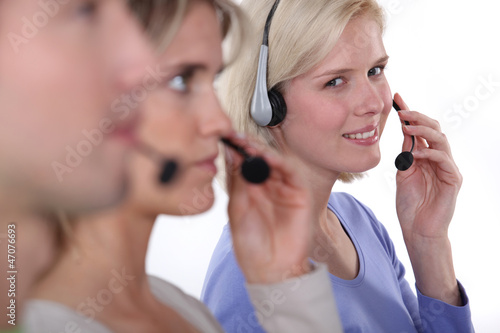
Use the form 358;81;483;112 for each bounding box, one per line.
126;0;233;218
278;14;392;178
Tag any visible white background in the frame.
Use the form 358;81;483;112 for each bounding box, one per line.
147;0;500;331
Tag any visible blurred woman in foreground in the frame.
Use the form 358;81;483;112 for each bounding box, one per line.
22;0;342;332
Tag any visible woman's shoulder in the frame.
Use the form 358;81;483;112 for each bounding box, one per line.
148;275;205;311
147;276;223;333
328;191;379;221
329;192;393;246
206;223;237;265
22;299;111;333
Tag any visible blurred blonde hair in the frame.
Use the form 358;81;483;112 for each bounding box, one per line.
220;0;385;183
129;0;188;53
130;0;247;63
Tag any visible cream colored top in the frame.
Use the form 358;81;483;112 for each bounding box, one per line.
22;264;342;332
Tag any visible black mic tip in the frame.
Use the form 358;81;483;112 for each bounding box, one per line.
395;151;413;171
159;160;178;184
241;156;270;184
393;100;401;111
134;141;179;185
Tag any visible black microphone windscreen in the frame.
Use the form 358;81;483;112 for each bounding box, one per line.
395;151;413;171
159;160;178;184
241;156;270;184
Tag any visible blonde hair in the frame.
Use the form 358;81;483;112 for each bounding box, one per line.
220;0;385;183
130;0;247;62
129;0;188;53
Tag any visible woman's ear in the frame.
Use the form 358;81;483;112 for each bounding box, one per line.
267;125;287;153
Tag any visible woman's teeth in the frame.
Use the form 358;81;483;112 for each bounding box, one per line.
343;129;376;140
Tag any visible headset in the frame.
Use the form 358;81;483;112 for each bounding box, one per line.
393;100;415;171
251;0;414;172
250;0;287;127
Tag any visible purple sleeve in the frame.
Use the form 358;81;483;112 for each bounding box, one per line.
377;220;474;332
202;236;342;333
416;281;474;333
201;226;267;333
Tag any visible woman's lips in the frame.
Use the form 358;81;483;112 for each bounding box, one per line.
111;127;137;145
342;127;379;146
109;114;140;145
195;155;218;174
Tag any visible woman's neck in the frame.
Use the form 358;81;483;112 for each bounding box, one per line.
285;154;339;225
284;153;360;279
32;203;156;314
0;188;33;218
31;204;202;332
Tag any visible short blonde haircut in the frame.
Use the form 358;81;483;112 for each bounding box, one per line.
220;0;385;182
129;0;188;53
130;0;247;62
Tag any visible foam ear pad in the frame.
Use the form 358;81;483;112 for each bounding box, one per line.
267;88;287;126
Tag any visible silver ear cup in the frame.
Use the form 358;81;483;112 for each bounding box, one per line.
251;45;273;126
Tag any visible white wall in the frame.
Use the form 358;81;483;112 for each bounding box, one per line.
147;0;500;331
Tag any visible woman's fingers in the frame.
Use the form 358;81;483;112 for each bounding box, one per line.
394;93;441;132
225;144;245;194
400;127;415;153
393;92;408;111
397;110;442;132
394;93;415;154
394;93;453;157
412;148;462;187
403;125;451;154
262;151;305;190
223;133;304;190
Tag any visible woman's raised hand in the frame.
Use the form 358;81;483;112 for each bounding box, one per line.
393;93;462;242
393;93;463;305
224;133;313;284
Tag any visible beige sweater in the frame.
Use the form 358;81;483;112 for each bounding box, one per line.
22;264;342;332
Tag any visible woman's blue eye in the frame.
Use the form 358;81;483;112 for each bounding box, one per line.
368;67;383;77
169;75;188;92
326;78;344;87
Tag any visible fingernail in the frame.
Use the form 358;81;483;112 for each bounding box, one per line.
262;151;274;160
403;125;413;131
224;146;233;165
412;150;423;157
235;132;246;140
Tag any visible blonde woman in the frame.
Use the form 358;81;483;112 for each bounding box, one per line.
22;0;342;332
0;0;154;330
202;0;474;332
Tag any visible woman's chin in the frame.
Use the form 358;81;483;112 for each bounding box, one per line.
169;187;216;217
346;156;381;173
